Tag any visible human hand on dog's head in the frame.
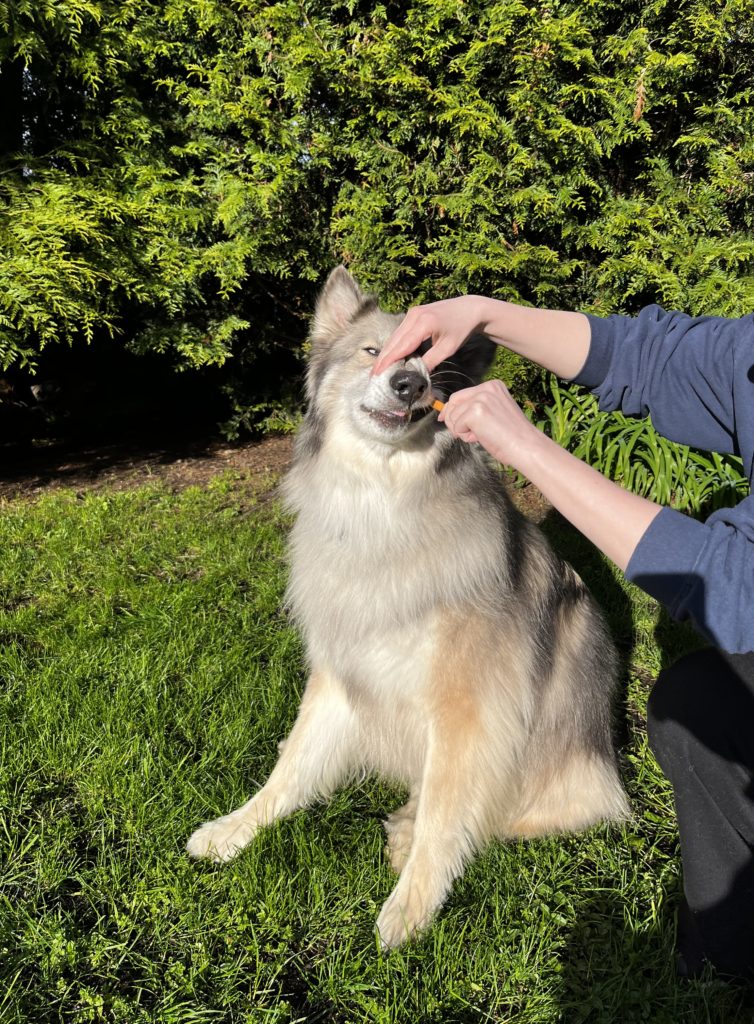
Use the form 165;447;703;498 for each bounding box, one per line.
372;295;493;376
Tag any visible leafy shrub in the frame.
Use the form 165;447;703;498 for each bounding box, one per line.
537;378;749;516
1;0;753;444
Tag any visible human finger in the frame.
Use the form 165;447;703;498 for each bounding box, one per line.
439;405;478;445
372;309;433;374
420;335;466;373
439;383;497;437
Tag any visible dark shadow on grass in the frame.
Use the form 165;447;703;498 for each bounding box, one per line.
557;886;754;1024
0;434;226;488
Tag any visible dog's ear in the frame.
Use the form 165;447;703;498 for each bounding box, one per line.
311;266;368;340
434;333;497;393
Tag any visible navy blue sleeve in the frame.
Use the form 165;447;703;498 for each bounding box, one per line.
571;304;754;653
626;501;754;654
573;305;748;455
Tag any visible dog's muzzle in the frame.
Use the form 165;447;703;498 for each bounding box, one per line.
389;369;428;406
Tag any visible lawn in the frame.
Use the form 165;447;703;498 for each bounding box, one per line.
0;472;750;1023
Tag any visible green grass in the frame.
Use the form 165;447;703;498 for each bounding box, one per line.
0;475;751;1023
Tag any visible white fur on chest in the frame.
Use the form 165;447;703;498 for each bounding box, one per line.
287;446;437;673
284;432;504;695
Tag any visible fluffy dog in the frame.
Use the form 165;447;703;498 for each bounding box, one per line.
187;267;629;948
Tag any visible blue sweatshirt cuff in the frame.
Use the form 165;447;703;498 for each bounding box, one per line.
569;314;616;388
625;506;709;620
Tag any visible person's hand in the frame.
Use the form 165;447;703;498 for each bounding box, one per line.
441;379;664;573
439;379;542;470
372;296;493;375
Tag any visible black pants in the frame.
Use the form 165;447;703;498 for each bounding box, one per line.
647;648;754;978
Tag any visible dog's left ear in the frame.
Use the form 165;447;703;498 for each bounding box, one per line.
436;332;497;390
312;266;368;340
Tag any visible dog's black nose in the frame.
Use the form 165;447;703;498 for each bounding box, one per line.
389;370;427;405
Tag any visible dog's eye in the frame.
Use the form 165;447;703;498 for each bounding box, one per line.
363;347;380;357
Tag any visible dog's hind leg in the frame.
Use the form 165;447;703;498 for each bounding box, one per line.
509;750;629;838
187;670;356;863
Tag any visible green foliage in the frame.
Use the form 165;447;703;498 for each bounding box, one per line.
318;0;754;317
1;0;753;426
0;0;325;374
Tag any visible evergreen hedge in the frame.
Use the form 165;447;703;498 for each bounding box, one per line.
2;0;753;422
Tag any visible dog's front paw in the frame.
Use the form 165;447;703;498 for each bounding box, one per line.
186;813;258;863
375;879;437;949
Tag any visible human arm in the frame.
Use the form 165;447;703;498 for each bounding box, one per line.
441;379;663;572
444;380;754;653
378;297;751;457
373;296;592;379
573;306;752;454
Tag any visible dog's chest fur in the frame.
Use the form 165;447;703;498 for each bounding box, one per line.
282;431;506;700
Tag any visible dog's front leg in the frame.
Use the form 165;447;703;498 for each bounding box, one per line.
187;669;356;863
375;717;501;949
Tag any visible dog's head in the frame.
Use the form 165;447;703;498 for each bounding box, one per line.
305;267;495;447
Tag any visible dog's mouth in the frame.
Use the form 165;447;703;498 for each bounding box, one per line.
360;405;434;430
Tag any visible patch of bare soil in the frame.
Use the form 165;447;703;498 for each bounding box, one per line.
0;432;551;521
0;434;295;502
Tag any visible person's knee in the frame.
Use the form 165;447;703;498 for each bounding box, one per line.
646;649;721;777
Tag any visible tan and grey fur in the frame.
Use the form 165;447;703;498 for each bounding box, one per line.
187;267;629;948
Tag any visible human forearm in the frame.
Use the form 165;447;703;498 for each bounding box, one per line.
440;379;663;572
472;297;592;380
374;295;592;379
516;432;663;572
